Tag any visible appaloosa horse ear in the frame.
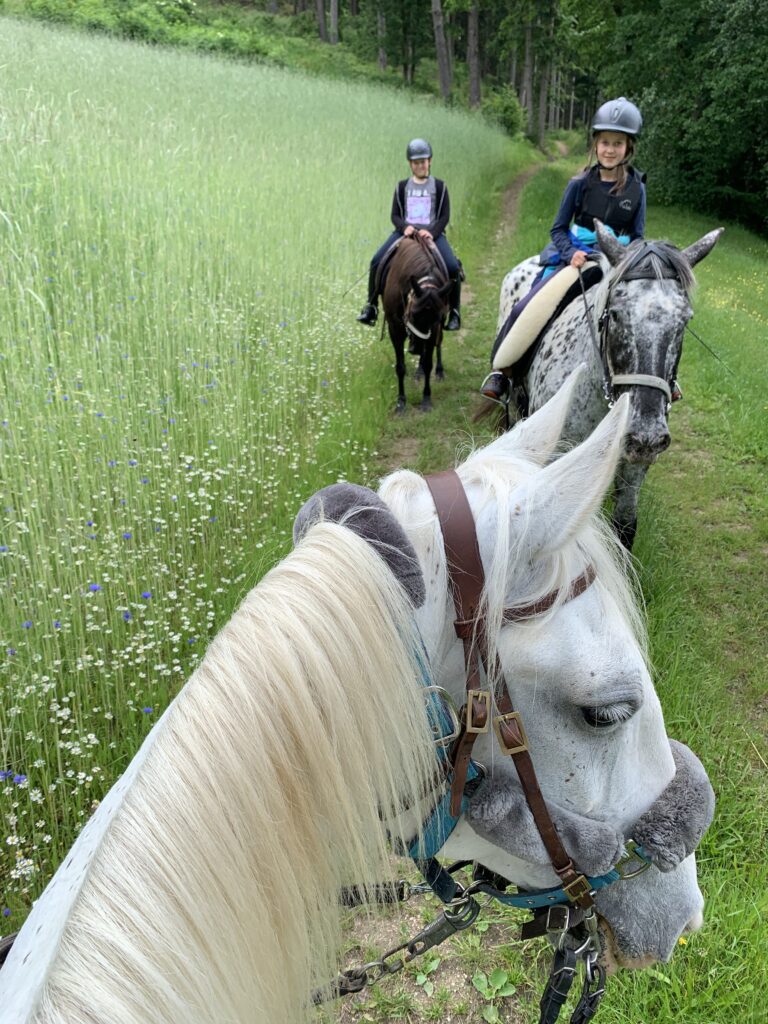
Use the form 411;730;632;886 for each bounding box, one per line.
293;483;426;607
681;227;723;268
594;220;626;266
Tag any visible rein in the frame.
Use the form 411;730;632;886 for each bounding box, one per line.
405;275;442;341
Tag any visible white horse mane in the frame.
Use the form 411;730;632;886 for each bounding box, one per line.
14;523;436;1024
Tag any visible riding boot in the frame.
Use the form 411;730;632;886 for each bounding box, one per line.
357;267;379;326
445;278;461;331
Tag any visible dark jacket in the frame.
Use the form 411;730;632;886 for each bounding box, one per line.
548;166;647;264
391;177;450;239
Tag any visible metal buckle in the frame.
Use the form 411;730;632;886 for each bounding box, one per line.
563;874;593;904
493;710;528;754
422;685;460;748
616;839;652;880
466;689;490;733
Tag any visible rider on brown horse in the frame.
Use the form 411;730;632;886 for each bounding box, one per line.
357;138;462;332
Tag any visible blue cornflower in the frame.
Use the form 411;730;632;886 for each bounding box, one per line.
87;520;94;526
122;532;132;540
89;583;102;592
142;707;153;714
6;648;15;657
53;620;61;629
2;908;10;917
22;621;32;629
141;591;152;599
128;459;138;466
0;770;12;781
0;545;8;552
123;611;132;622
13;774;26;785
108;460;117;467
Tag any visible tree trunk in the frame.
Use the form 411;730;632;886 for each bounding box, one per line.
377;7;387;70
568;75;575;131
430;0;452;100
350;0;358;14
521;24;534;133
315;0;327;42
537;58;551;146
467;2;481;108
329;0;339;44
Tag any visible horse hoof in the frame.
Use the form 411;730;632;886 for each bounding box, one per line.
395;399;407;415
436;370;445;381
419;400;433;413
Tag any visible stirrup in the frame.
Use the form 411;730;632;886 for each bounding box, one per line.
480;371;509;403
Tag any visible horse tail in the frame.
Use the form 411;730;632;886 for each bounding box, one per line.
12;524;436;1024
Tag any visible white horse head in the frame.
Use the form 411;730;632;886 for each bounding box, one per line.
380;368;712;966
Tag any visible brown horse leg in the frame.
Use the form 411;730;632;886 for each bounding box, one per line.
435;333;444;381
392;332;407;414
419;341;434;412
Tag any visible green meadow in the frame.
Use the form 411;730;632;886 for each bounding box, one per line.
0;16;531;916
2;15;767;1024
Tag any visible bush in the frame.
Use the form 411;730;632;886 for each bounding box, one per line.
481;86;525;137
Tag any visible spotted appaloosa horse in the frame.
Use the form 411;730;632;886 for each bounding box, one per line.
382;234;452;414
494;223;722;549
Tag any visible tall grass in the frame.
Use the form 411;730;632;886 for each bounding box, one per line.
0;16;534;923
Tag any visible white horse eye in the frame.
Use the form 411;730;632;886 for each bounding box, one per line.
581;702;637;729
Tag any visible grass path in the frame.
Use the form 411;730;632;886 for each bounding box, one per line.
329;159;767;1024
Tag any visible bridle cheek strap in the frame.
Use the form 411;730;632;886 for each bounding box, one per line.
425;469;598;911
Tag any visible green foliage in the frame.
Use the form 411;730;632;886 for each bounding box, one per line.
481;84;525;137
600;0;768;233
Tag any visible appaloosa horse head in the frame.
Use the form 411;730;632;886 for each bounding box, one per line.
497;223;722;548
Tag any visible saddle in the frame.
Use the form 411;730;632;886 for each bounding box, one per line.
374;235;452;296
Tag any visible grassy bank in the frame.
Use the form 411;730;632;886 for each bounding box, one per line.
0;16;537;923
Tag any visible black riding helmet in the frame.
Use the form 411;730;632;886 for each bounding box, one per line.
406;138;433;161
591;97;642;136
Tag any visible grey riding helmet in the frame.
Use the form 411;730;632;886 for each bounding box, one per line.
407;138;433;160
591;97;642;136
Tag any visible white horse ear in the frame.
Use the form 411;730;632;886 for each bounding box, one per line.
594;220;625;266
681;227;723;268
512;395;630;555
472;366;586;467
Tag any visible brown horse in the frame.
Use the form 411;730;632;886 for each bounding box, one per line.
382;235;452;413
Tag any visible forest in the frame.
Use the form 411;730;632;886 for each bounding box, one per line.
3;0;767;232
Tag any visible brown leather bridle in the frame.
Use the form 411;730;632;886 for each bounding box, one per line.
425;469;599;912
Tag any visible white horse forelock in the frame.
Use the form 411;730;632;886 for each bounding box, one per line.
8;523;436;1024
380;433;647;696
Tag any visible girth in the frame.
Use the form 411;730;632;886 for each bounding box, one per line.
425;469;598;911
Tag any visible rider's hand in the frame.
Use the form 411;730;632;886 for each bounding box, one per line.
418;229;433;240
570;250;589;268
404;225;416;237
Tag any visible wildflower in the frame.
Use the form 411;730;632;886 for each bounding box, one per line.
22;620;32;629
128;460;138;466
53;621;61;629
13;775;27;785
142;707;153;714
0;545;8;552
141;591;152;599
2;908;10;917
122;532;132;540
0;770;12;781
123;611;132;622
88;584;102;592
